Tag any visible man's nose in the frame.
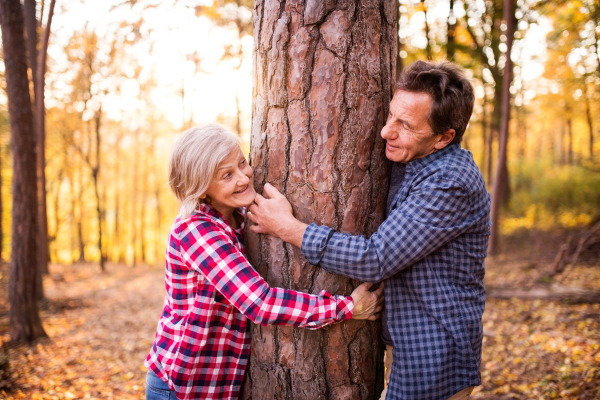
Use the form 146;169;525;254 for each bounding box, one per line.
381;124;393;140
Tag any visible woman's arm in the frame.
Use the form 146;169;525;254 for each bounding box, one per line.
179;218;382;329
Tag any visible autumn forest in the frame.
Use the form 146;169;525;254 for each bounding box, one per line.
0;0;599;399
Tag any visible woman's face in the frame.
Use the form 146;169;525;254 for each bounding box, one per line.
201;149;256;215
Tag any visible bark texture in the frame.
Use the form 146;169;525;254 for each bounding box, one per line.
0;0;47;342
245;1;396;398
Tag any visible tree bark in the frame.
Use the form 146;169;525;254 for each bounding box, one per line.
0;0;47;343
488;0;515;255
35;0;55;278
244;1;396;398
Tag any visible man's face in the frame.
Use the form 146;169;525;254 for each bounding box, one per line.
381;90;444;164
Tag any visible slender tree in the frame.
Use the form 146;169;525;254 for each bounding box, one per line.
488;0;516;255
0;0;47;342
447;0;456;61
243;1;396;398
584;83;594;159
34;0;56;277
421;0;432;60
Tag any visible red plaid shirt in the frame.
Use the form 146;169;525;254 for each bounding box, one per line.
145;204;354;400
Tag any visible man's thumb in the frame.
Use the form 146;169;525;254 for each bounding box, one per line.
263;183;283;199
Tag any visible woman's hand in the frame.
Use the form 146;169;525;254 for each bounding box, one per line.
350;282;384;321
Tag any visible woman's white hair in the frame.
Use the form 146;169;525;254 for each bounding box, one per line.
168;124;241;218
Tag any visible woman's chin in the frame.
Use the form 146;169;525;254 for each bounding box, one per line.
240;191;256;207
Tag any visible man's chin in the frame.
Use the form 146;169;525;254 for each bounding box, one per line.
385;149;407;163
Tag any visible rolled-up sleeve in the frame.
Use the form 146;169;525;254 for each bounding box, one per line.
302;178;481;283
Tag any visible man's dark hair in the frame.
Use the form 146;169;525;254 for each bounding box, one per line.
395;60;474;144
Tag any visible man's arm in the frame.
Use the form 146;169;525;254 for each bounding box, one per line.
249;180;488;283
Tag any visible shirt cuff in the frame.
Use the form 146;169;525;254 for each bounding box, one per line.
301;223;335;266
338;295;354;321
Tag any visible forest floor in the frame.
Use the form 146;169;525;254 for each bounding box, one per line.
0;256;598;400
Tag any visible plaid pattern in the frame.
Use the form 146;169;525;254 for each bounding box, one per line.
303;144;491;400
145;204;353;400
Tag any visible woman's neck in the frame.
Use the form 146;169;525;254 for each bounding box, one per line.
212;204;239;229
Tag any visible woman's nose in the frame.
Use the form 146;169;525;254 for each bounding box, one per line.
237;170;250;184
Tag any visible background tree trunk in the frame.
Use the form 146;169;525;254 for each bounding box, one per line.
35;0;55;278
22;0;38;101
447;0;455;61
244;1;396;398
0;0;47;343
584;84;594;160
488;0;516;255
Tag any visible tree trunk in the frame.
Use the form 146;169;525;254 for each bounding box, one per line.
140;141;148;264
421;0;432;60
584;85;594;160
113;133;122;263
0;0;47;343
244;1;396;399
35;0;55;278
92;110;104;271
396;0;403;81
566;115;573;165
481;86;488;177
447;0;455;61
488;0;515;255
487;82;502;186
131;129;140;266
22;0;38;103
0;136;3;261
76;161;86;263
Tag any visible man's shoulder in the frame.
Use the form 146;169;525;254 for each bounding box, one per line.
431;146;483;182
423;146;485;192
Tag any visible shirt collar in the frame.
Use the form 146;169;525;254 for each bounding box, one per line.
192;203;246;232
405;143;461;174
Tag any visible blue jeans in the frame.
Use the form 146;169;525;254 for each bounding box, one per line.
146;370;177;400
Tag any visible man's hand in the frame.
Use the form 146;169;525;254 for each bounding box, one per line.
247;183;308;248
350;282;384;321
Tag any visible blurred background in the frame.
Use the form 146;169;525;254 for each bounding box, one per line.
0;0;598;266
0;0;598;399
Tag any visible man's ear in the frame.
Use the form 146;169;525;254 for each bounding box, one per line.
434;129;456;150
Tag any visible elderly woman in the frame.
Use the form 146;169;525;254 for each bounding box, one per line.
144;124;384;400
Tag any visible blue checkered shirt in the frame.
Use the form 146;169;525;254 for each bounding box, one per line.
302;144;491;400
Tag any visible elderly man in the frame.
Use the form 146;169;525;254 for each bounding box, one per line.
248;61;491;400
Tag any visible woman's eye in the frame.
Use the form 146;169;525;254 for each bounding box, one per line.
224;173;231;179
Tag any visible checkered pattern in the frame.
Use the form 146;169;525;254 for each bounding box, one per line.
145;204;353;400
303;144;491;400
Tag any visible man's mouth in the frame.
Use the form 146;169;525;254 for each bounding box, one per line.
234;185;248;194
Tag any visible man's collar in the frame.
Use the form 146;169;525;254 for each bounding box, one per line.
406;143;461;173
